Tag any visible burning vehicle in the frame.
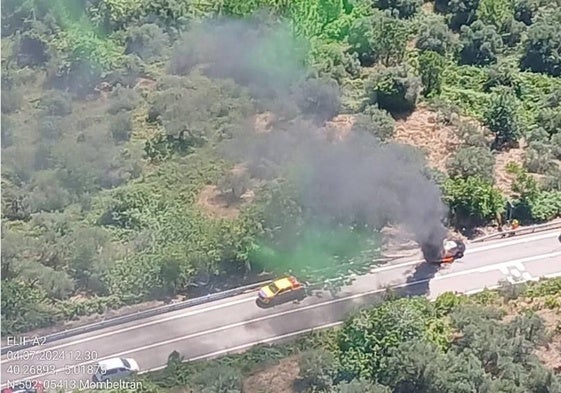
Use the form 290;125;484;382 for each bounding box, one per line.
421;237;466;264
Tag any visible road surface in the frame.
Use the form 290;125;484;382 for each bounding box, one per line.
1;230;560;390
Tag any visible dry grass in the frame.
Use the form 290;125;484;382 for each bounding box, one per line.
493;141;526;197
324;114;356;141
393;108;463;172
243;356;300;393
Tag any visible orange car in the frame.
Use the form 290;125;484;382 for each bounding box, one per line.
257;276;306;305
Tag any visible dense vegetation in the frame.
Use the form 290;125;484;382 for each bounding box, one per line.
2;0;561;335
89;277;561;393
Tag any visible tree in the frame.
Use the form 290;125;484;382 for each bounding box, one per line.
484;87;522;150
459;20;503;66
374;0;422;19
416;17;456;55
514;0;540;25
294;77;341;123
124;23;170;63
110;112;133;143
443;176;505;228
483;62;522;96
418;50;447;97
447;146;495;181
337;298;442;382
217;170;251;204
298;349;339;391
476;0;514;30
351;106;395;141
365;66;421;114
436;0;481;30
347;12;408;67
39;90;73;116
520;9;561;77
332;380;391;393
383;340;444;391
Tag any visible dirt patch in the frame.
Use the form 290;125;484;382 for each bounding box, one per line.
323;114;356;141
254;112;277;134
243;356;300;393
493;142;526;197
197;185;254;219
393;108;462;172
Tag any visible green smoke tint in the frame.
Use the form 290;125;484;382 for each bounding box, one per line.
250;223;381;285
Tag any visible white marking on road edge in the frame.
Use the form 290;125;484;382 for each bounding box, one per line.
433;251;561;280
141;270;561;374
6;251;560;386
2;230;558;363
0;295;257;362
371;230;560;274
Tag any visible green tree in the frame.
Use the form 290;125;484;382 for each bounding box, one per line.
484;87;522;149
124;23;170;63
443;176;505;228
520;8;561;77
351;106;395;141
347;12;408;67
298;349;339;391
514;0;540;25
1;280;60;335
476;0;514;30
418;50;446;97
447;146;495;181
337;297;441;382
483;62;522;96
436;0;481;30
332;380;391;393
374;0;422;19
416;17;456;55
459;20;503;66
366;66;421;114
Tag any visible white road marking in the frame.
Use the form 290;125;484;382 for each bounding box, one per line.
371;231;560;274
433;251;561;280
2;230;560;362
5;250;560;386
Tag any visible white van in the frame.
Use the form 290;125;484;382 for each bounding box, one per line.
92;357;140;382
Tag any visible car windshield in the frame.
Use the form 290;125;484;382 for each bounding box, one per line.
269;283;280;293
121;358;131;368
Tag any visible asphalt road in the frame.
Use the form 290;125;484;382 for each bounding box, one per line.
1;230;560;391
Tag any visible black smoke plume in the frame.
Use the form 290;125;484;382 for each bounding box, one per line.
170;17;449;262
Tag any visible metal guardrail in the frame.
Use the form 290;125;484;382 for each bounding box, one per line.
470;221;561;243
1;280;270;356
2;221;558;355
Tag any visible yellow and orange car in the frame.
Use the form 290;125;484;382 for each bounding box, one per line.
257;276;306;305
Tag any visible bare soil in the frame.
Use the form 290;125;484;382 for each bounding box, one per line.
393;108;462;172
493;142;526;197
196;185;255;219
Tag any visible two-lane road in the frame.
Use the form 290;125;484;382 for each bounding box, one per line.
1;230;560;390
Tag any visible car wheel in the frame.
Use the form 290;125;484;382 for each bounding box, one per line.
457;252;464;259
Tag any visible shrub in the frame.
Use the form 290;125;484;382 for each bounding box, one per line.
416;17;456;55
455;121;489;147
525;142;557;174
374;0;423;19
484;87;522;149
110;112;133;143
418;50;447;97
459;20;503;66
1;88;23;114
351;106;396;141
520;9;561;77
366;66;421;114
39;90;73;116
443;176;505;228
447;146;495;181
